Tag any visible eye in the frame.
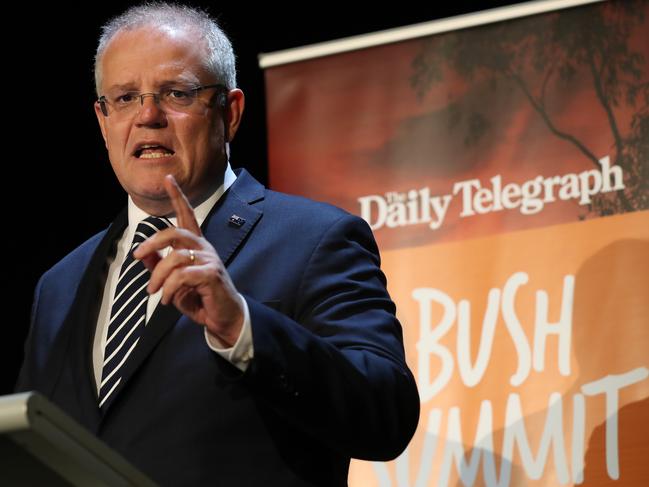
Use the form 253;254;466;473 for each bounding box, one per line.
115;92;138;104
168;89;191;99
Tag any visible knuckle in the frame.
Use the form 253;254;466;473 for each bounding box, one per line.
179;228;193;239
205;266;221;282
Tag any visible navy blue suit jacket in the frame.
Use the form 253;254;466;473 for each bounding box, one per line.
16;169;419;486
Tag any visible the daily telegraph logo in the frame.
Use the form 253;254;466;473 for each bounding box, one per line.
358;156;624;231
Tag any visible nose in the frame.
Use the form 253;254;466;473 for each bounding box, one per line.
135;93;167;128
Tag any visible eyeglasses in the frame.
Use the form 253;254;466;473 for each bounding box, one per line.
98;83;227;118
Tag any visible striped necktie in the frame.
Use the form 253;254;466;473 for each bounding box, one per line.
98;216;172;410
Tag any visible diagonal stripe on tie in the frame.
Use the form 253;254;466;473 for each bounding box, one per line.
98;215;172;411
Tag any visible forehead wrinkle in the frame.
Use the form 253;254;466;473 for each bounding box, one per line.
99;26;213;94
104;69;202;94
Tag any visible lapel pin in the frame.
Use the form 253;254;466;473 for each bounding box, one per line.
228;214;246;227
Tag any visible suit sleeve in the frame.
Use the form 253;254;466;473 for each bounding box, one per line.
15;275;44;393
228;213;420;461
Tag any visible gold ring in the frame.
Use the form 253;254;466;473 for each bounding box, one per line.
188;249;196;264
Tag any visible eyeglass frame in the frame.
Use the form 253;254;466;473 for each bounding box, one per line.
97;83;228;117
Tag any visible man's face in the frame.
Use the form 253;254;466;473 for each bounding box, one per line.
95;26;244;214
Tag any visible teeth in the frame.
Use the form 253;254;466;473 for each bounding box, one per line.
139;152;171;159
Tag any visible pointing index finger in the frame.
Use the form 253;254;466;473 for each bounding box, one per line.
164;174;201;235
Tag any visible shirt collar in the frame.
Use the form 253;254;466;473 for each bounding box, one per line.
126;163;237;240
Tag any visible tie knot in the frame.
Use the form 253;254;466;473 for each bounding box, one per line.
132;216;172;247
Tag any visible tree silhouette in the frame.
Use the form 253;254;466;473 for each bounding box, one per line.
410;0;648;216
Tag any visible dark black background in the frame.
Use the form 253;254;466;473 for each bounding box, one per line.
3;1;520;393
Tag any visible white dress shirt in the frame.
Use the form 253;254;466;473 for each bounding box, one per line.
92;164;253;392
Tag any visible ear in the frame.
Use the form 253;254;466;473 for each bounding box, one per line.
223;89;245;143
94;101;109;148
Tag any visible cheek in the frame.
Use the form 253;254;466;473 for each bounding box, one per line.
182;123;223;157
204;120;226;151
104;125;130;158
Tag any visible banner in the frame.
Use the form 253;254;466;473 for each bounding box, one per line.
262;1;649;485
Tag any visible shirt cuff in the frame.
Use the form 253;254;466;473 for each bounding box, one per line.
204;293;254;372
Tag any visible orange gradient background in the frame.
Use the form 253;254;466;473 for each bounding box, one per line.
264;1;649;485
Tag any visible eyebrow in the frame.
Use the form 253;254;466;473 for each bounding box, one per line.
159;78;201;88
105;83;138;93
105;78;202;93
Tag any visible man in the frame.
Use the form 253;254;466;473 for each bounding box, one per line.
16;3;419;486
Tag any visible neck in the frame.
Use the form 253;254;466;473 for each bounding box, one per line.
130;197;175;217
131;178;225;217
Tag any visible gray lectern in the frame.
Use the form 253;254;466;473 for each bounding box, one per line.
0;392;157;486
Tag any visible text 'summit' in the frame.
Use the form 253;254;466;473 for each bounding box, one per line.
371;272;648;487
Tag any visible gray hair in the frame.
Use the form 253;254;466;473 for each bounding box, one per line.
94;2;237;95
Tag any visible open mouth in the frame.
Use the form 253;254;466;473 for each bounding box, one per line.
134;144;175;159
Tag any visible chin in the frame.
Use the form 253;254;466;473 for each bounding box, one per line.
128;182;169;203
141;185;170;200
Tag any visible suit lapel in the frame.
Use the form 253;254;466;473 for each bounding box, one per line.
102;169;264;415
43;207;128;431
202;168;264;265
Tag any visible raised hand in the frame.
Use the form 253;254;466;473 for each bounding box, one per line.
133;174;244;346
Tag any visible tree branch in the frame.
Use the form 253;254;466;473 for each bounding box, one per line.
511;71;633;212
540;54;559;110
510;72;600;166
586;45;625;163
